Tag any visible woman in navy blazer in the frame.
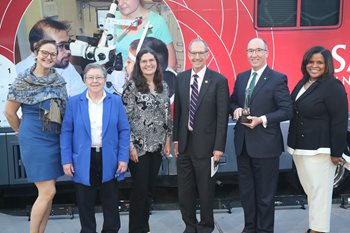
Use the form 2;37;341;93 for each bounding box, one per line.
287;46;348;233
60;63;130;233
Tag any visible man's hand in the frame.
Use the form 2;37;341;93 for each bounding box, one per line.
213;150;223;162
241;116;263;129
174;142;179;158
63;163;74;177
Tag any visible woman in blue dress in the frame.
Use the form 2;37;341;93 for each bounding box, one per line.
4;39;67;233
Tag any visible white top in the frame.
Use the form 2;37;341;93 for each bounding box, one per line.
16;54;86;97
86;91;106;148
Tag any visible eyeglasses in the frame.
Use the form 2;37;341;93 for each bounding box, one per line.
39;50;57;58
246;48;267;55
189;50;208;56
57;41;70;51
85;76;105;82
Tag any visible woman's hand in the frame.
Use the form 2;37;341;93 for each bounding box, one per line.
163;136;171;157
63;163;74;177
331;156;344;166
129;143;139;163
117;161;128;173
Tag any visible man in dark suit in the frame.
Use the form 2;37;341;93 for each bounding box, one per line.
230;38;293;233
173;38;229;233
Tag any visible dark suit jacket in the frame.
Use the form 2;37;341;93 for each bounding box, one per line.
287;76;348;157
173;68;229;157
230;66;293;158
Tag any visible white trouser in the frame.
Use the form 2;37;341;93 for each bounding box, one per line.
293;153;336;233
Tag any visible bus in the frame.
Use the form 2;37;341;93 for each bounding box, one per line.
0;0;349;193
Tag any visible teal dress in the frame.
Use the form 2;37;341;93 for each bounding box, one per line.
18;102;64;182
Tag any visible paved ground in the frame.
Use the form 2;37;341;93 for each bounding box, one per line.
1;204;350;233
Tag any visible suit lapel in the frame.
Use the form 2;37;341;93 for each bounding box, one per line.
249;67;271;103
102;94;111;138
294;80;319;103
80;93;91;137
183;71;191;111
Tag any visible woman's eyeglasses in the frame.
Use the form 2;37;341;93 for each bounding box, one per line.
39;50;57;58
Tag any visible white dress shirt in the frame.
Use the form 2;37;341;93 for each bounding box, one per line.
86;91;106;148
248;64;268;127
188;66;207;131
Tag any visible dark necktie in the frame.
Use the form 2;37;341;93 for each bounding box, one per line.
248;72;257;98
189;74;199;129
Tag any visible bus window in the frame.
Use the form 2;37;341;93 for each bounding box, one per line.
257;0;297;27
300;0;340;26
256;0;342;29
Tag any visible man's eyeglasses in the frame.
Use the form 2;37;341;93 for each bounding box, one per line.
39;50;57;58
57;41;70;51
246;48;267;55
85;76;105;82
189;50;208;56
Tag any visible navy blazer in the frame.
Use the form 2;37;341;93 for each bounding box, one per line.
173;68;229;157
287;77;348;157
230;66;293;158
60;90;130;186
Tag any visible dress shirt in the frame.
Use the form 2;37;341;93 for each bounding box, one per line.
86;91;106;148
248;64;268;127
188;67;207;131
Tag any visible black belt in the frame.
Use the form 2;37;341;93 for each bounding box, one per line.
91;147;101;153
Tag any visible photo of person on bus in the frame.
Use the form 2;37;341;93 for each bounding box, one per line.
115;0;177;71
16;18;86;97
287;46;348;233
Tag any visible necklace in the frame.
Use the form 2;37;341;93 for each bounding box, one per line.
308;79;317;84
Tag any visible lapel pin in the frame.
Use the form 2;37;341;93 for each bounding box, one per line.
263;77;267;80
205;80;208;83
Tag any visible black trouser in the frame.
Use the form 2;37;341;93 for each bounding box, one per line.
177;131;215;233
75;148;120;233
237;143;279;233
128;150;162;233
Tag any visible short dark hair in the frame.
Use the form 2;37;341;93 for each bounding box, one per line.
33;39;58;54
131;48;163;94
28;18;69;52
301;46;334;81
129;37;168;70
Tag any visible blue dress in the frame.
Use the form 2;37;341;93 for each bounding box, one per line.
18;103;64;182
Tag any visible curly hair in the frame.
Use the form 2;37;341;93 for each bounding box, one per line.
131;48;164;94
301;46;334;82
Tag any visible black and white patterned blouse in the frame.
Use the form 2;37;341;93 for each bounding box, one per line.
122;80;172;157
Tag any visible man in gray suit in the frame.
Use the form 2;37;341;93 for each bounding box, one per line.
230;38;293;233
173;38;229;233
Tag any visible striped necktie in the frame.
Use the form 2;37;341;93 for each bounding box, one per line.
189;74;199;128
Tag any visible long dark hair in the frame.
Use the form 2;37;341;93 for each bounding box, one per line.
131;48;163;94
301;46;334;82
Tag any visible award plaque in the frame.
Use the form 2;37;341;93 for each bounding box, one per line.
239;89;252;123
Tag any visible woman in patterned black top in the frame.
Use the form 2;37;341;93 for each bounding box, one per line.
122;48;171;233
